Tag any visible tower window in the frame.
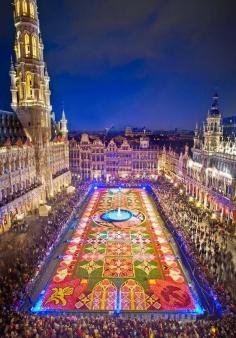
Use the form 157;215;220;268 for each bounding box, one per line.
16;0;20;16
26;72;33;98
32;35;38;58
29;3;35;18
24;33;30;57
18;72;23;100
22;0;28;15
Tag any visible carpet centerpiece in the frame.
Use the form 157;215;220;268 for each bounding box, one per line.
31;187;203;315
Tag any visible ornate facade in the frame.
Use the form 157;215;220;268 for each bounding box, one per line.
70;135;159;181
161;95;236;221
0;0;71;232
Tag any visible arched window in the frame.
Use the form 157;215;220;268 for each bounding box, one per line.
16;0;20;16
24;33;30;57
22;0;28;15
29;2;35;18
26;72;33;98
18;73;23;100
32;35;38;58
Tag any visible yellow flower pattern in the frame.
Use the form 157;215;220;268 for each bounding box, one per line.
46;287;73;306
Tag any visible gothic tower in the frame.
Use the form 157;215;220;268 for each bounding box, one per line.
203;93;223;152
10;0;53;195
59;109;68;137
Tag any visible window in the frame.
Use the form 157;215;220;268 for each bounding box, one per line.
22;0;28;15
15;40;21;59
32;35;38;58
16;0;20;16
26;72;33;98
29;2;35;18
24;33;30;56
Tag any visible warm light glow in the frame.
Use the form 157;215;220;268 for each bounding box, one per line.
18;83;23;100
188;159;202;169
206;167;232;180
30;2;35;18
211;213;217;220
22;0;28;15
24;33;30;57
26;72;33;98
16;0;20;16
15;41;21;59
32;35;38;58
187;159;193;168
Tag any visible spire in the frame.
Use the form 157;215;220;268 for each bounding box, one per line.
61;106;67;121
59;106;68;136
61;101;67;121
10;56;15;72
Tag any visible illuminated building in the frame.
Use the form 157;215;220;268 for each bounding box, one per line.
223;116;236;139
161;94;236;221
0;0;71;232
70;135;159;181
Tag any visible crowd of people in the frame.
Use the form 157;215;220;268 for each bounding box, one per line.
152;178;236;312
3;314;236;337
10;221;29;233
0;178;235;337
0;182;91;336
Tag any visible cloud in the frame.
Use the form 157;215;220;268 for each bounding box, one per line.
38;0;236;79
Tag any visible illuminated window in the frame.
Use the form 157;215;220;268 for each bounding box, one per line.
29;3;35;18
15;41;21;59
24;33;30;57
22;0;28;15
26;72;33;98
18;73;23;99
32;35;38;58
16;0;20;16
19;84;23;100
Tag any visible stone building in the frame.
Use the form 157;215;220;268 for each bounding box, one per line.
161;94;236;221
0;0;71;232
70;135;159;181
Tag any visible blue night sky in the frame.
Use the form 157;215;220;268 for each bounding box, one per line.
0;0;236;131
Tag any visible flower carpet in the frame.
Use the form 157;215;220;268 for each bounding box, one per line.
32;188;202;314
